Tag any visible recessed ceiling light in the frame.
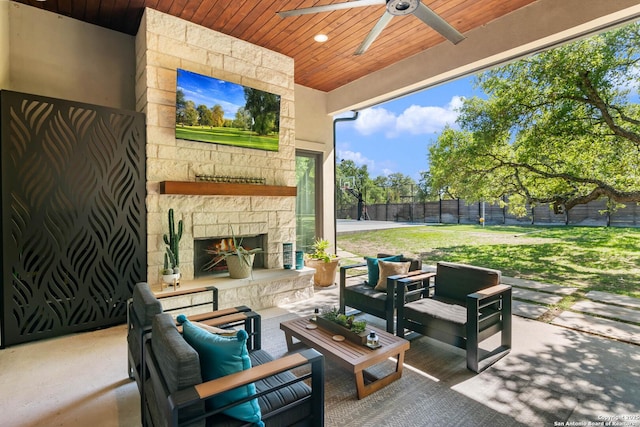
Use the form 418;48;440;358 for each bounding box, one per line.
314;34;328;43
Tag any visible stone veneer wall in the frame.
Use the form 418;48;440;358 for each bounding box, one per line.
135;8;296;287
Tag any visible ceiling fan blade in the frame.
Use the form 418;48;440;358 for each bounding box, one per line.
278;0;386;18
354;11;393;55
413;2;465;44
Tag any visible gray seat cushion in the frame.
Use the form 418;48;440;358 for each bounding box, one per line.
346;283;387;300
435;262;501;302
405;296;467;325
128;282;163;381
148;313;205;427
132;282;162;327
204;349;313;427
250;350;313;427
404;295;502;339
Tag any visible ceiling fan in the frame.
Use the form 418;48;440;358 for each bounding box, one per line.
277;0;465;55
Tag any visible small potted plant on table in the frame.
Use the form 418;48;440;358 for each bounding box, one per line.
304;238;340;287
315;307;368;345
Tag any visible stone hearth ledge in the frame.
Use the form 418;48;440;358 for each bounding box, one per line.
155;267;316;312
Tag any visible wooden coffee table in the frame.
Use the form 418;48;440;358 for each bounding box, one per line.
279;317;410;399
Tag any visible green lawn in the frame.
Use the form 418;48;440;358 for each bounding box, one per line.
176;126;278;151
338;224;640;297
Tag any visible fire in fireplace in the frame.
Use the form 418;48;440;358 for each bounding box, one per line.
194;235;265;278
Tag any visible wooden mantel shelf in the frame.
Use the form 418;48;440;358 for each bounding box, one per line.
160;181;297;197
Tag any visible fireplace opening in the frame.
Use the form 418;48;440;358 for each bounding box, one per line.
194;235;265;278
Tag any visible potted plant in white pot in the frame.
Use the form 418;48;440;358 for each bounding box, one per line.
203;226;262;279
305;238;339;287
161;208;182;288
161;247;181;286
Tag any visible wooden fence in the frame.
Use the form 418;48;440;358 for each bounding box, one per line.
337;198;640;227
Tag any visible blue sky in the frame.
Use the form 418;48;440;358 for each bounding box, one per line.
336;75;485;182
177;69;245;120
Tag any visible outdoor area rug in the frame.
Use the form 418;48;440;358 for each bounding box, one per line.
261;311;640;427
261;312;521;427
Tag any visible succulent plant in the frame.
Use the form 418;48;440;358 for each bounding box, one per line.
320;307;366;334
202;224;262;275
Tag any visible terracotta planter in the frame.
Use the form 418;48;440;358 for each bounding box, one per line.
226;254;255;279
305;258;340;287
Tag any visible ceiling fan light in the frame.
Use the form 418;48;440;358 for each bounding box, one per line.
386;0;419;16
314;34;328;43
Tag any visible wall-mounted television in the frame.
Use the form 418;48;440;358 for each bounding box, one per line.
175;69;281;152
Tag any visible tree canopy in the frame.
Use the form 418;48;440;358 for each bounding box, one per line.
429;23;640;216
211;105;224;127
336;160;422;213
197;104;214;126
244;88;280;136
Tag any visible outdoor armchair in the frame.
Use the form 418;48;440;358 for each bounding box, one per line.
143;312;325;426
127;282;258;425
339;253;425;333
396;261;512;372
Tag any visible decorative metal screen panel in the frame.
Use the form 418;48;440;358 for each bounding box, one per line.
1;91;146;347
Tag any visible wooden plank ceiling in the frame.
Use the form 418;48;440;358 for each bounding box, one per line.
16;0;537;92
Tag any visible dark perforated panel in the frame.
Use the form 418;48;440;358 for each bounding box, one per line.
1;91;146;347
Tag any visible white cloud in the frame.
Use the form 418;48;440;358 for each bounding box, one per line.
381;168;394;176
448;95;465;110
353;96;463;138
337;149;375;170
353;108;396;135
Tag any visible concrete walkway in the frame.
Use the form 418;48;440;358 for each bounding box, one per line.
336;219;640;346
337;218;425;234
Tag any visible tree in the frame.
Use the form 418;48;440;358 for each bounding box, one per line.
429;23;640;216
370;176;389;204
386;173;416;203
243;88;280;135
176;89;187;125
211;104;224;127
336;160;371;215
416;171;440;202
197;104;214;127
233;107;251;130
183;100;199;126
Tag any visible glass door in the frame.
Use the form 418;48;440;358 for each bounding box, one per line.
296;151;321;253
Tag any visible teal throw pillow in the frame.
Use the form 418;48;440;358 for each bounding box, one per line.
177;315;263;426
365;254;403;287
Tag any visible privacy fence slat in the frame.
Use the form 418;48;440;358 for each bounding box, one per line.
338;198;639;227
